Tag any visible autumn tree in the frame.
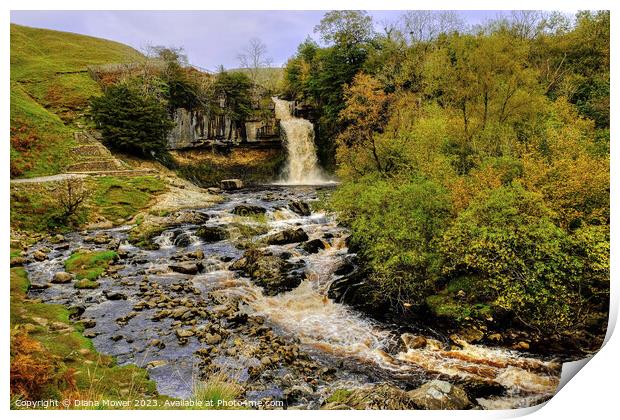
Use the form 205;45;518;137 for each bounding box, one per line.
337;74;391;177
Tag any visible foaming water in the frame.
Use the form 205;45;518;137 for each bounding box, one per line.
272;97;332;185
24;187;562;408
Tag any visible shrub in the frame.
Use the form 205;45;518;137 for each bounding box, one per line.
330;174;452;309
441;184;607;334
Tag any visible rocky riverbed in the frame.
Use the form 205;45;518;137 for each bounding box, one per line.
22;186;563;410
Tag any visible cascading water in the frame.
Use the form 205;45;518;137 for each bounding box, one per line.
23;188;562;409
273;98;329;185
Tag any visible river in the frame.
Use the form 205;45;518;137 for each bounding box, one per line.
23;185;561;409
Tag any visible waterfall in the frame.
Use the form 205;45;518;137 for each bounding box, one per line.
273;97;328;185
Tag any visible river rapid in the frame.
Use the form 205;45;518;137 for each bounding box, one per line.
24;186;562;410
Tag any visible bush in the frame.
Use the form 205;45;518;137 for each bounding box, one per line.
90;84;174;157
441;184;607;334
330;174;452;309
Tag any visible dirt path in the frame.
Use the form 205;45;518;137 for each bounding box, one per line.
10;169;157;185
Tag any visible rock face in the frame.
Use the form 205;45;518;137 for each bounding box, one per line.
220;179;244;190
229;249;305;295
407;380;471;410
51;272;73;284
265;228;309;245
195;226;228;242
232;204;267;216
289;201;311;216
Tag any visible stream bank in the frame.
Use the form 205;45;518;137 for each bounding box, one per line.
23;186;562;410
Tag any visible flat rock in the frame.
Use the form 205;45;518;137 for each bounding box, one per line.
103;290;127;300
220;179;244;190
169;262;201;275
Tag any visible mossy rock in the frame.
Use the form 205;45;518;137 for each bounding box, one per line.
74;279;100;289
65;250;117;281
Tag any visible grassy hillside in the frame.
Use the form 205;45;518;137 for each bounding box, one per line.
227;66;284;89
10;24;143;178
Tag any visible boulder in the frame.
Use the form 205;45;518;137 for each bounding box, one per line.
232;204;267;216
220;179;244;190
51;272;73;284
265;228;308;245
327;256;363;303
175;329;194;338
32;250;47;261
195;226;228;242
169;262;202;275
322;384;417;410
288;201;311;216
203;333;222;345
80;319;97;328
302;239;326;254
103;290;127;300
407;380;471;410
10;256;28;267
229;249;305;295
170;211;210;225
174;232;194;247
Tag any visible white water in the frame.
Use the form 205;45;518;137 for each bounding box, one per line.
272;98;331;185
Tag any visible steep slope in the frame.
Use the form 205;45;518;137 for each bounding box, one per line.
10;24;143;178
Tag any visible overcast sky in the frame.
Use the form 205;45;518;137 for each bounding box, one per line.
12;10;510;71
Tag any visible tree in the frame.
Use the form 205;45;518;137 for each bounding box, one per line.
401;10;464;44
314;10;374;47
57;177;89;223
337;74;391;176
237;38;273;84
211;71;253;141
90;84;174;157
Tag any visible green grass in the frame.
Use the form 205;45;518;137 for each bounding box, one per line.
10;183;68;233
65;250;118;281
11;176;167;234
10;82;77;177
10;23;144;178
90;176;167;222
10;265;170;408
325;389;353;404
